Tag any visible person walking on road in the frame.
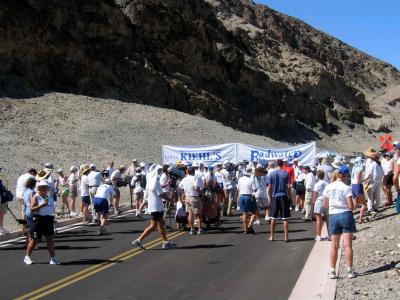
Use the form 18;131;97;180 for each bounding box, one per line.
93;179;116;235
267;159;291;242
237;167;257;234
15;168;37;235
303;166;316;222
132;165;177;249
179;167;204;235
323;165;357;279
24;180;61;265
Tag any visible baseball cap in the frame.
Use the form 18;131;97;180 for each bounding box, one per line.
45;162;54;170
338;165;350;175
90;164;96;170
37;180;50;188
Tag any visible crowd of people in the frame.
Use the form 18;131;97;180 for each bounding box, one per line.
0;142;399;280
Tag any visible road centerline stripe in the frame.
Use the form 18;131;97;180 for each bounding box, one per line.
14;231;184;300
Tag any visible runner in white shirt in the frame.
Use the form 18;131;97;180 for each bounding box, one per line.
220;161;236;216
87;165;103;222
132;165;176;249
253;165;268;225
110;166;126;214
130;167;146;217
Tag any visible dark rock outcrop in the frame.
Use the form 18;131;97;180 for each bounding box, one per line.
0;0;399;140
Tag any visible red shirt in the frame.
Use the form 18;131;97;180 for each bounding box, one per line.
283;165;295;185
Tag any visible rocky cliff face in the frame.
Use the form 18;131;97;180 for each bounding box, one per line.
1;0;399;139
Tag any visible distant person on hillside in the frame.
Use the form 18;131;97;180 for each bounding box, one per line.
323;166;357;279
267;159;291;242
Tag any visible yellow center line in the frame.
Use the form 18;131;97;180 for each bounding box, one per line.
15;231;185;300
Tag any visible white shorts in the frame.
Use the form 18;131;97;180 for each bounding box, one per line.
314;201;328;215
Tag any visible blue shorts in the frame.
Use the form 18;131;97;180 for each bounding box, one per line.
239;194;257;214
351;184;364;198
93;197;109;214
328;211;356;235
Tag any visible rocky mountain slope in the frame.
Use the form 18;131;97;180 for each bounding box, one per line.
0;0;399;139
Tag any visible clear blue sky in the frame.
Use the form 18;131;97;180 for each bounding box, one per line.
258;0;400;70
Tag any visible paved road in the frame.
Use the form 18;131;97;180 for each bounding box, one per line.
0;210;315;300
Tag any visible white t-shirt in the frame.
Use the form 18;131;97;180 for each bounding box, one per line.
147;176;165;213
254;176;267;199
88;171;103;187
80;175;89;197
16;173;35;198
322;181;353;214
305;172;316;191
296;172;306;182
106;167;115;177
204;172;217;189
95;184;116;199
179;175;203;197
313;180;328;203
220;169;233;189
381;159;393;175
110;170;121;181
215;170;223;184
351;164;363;184
68;173;78;188
237;176;255;195
159;173;170;193
365;161;384;184
131;175;143;193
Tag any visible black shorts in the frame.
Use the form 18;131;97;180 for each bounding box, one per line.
81;196;91;205
28;215;55;240
151;211;164;221
383;173;393;186
270;195;291;220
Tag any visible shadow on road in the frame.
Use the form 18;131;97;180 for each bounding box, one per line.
61;259;123;266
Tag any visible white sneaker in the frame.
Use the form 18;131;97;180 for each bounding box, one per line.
347;269;358;279
197;229;205;235
301;208;306;214
295;205;300;212
49;257;61;265
189;229;196;235
0;228;9;235
162;241;177;249
132;239;145;250
328;269;336;279
253;220;261;226
315;235;321;241
264;216;271;221
24;256;33;265
236;207;240;211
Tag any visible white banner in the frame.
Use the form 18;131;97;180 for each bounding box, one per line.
236;142;316;166
162;144;236;166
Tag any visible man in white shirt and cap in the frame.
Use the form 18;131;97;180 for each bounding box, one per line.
363;148;384;213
